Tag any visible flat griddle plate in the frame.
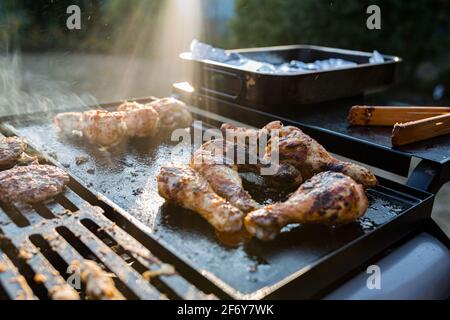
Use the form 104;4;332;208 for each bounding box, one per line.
2;101;433;298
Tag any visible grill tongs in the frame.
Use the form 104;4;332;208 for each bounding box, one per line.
348;105;450;146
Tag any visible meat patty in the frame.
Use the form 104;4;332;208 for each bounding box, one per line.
0;137;26;166
0;164;70;203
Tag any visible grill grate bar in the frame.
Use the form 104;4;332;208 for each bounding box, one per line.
14;203;45;226
41;229;86;265
40;229;95;299
0;203;29;228
58;188;212;298
45;200;71;217
11;238;78;299
0;206;13;227
62;188;88;209
84;211;209;299
68;219;165;299
0;251;36;300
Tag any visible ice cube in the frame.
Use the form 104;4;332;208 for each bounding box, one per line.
190;39;232;63
287;60;309;71
369;50;384;64
238;60;277;73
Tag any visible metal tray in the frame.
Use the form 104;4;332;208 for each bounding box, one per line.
1;98;433;299
180;45;401;107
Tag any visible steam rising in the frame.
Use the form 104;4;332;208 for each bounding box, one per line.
0;0;204;119
0;53;97;117
112;0;203;97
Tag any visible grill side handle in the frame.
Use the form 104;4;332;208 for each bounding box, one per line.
198;66;245;101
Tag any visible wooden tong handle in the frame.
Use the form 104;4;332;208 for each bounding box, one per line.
348;105;450;126
392;113;450;146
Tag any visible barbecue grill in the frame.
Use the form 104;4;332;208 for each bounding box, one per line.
1;86;448;299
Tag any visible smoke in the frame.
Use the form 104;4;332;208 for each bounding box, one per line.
0;0;208;122
0;52;97;118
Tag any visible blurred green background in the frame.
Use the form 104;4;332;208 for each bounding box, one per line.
0;0;449;102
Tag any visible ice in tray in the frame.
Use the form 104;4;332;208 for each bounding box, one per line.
190;39;384;74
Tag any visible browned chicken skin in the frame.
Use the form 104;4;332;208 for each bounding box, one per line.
116;101;160;137
222;121;377;188
220;123;303;189
54;98;192;147
190;138;303;212
82;110;128;147
157;165;244;232
149;97;193;131
190;139;261;213
245;171;369;241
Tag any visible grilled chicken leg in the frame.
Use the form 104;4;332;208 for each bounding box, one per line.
116;101;160;137
223;121;377;188
81;110;128;147
220;123;304;188
157;165;244;232
149;97;193;131
190;138;302;212
245;171;369;241
190;139;260;212
264;121;377;187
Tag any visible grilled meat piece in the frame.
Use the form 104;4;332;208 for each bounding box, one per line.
54;112;83;137
116;101;144;112
245;171;369;241
149;97;192;131
223;121;377;188
81;110;128;147
0;137;27;166
190;139;261;212
116;101;160;137
0;164;69;203
158;165;244;232
220;123;303;188
264;121;377;187
220;123;263;152
54;98;191;147
118;98;192;131
54;110;127;147
191;137;303;211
